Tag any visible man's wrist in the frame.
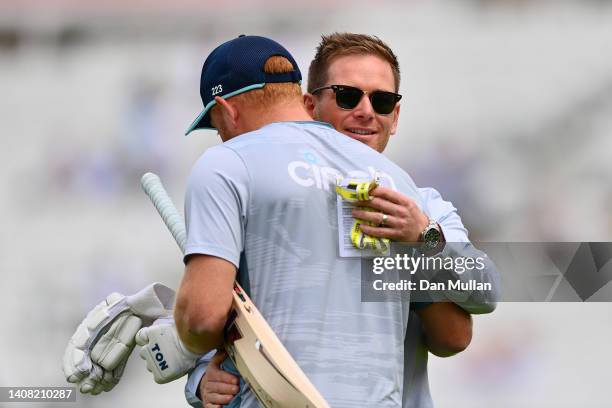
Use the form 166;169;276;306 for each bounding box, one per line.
420;220;445;255
185;355;211;407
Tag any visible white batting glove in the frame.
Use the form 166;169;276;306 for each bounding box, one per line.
63;283;175;394
72;349;131;395
135;316;200;384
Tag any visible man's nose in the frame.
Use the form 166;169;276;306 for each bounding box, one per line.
352;94;375;120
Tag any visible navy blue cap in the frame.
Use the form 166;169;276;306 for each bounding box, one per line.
185;35;302;135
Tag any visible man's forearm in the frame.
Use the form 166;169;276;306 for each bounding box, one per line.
175;255;237;354
421;242;500;314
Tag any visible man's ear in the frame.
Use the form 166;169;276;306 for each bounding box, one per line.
214;96;239;127
390;103;400;135
303;93;316;119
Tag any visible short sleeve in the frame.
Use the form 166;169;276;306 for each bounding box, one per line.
184;145;250;268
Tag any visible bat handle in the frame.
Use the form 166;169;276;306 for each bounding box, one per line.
140;172;187;254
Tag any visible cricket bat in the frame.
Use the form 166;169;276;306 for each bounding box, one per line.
141;172;330;408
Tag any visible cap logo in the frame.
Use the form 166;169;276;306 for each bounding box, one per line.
211;84;223;96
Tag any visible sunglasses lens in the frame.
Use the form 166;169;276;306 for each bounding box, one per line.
371;92;398;114
335;88;364;110
328;85;400;114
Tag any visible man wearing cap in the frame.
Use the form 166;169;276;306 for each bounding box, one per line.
187;33;498;408
174;34;429;407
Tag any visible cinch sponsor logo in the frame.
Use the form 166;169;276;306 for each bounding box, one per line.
287;161;397;191
151;343;169;371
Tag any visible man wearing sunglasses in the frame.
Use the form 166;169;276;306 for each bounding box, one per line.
190;33;498;408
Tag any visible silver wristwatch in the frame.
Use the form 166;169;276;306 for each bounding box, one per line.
420;219;442;251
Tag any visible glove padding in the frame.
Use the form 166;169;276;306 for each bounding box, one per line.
63;283;175;394
135;316;200;383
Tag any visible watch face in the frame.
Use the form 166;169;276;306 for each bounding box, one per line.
423;228;441;248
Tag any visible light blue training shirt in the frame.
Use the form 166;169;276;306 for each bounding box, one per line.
184;121;425;407
183;121;500;407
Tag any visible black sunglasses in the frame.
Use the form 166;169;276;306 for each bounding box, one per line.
311;84;402;115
